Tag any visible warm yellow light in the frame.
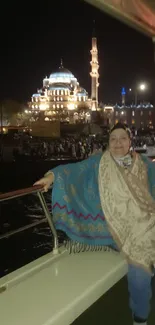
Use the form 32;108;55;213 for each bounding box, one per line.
68;103;75;110
39;104;49;110
104;106;114;111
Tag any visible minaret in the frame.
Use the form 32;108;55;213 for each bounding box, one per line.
90;24;99;111
60;58;63;69
121;87;126;106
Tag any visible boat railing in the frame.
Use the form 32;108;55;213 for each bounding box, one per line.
0;185;59;254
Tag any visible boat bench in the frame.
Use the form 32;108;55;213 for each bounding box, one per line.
0;247;127;325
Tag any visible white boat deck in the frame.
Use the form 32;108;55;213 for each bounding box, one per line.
0;247;127;325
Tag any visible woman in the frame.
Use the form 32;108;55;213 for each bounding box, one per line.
34;123;155;325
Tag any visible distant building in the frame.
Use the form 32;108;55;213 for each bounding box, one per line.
102;103;155;129
28;31;100;124
28;60;91;124
27;32;155;130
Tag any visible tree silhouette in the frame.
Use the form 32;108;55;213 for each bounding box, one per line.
0;100;25;125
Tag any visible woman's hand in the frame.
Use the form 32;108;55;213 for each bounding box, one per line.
33;172;54;192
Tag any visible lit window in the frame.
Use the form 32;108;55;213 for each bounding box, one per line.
132;111;135;116
54;97;56;101
121;111;124;115
53;90;55;95
115;119;118;124
116;111;118;116
57;90;59;95
61;97;63;101
53;105;55;108
57;97;59;101
61;105;63;108
61;90;63;95
57;104;59;108
132;119;135;124
140;111;143;116
149;121;152;124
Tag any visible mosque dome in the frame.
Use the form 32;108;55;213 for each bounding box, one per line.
76;87;88;95
49;67;75;79
49;61;76;82
49;83;72;90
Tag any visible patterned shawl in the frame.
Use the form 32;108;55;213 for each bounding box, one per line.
51;151;155;273
99;150;155;274
51;153;116;247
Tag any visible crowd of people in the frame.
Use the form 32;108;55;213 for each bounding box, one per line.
1;131;155;162
11;134;107;161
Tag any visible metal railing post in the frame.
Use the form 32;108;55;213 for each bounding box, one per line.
0;186;60;255
37;191;59;254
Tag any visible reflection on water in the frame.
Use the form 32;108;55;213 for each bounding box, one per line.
0;190;66;278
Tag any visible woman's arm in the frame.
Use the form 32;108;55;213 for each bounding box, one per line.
33;171;55;192
34;153;102;192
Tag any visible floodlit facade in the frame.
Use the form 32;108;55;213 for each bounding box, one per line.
29;61;91;124
103;103;155;129
28;32;100;124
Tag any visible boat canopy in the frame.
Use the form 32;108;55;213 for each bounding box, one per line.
85;0;155;38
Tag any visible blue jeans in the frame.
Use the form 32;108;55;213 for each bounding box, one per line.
127;264;154;321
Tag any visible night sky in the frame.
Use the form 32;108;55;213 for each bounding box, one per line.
0;0;155;104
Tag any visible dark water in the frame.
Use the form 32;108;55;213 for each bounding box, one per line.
0;159;76;278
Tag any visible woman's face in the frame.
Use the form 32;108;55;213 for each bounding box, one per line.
109;128;131;158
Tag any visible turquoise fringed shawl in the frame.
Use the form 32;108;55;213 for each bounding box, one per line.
51;153;155;246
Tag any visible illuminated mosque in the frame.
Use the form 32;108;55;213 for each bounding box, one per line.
29;35;99;124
